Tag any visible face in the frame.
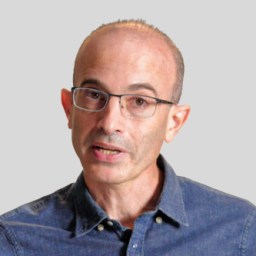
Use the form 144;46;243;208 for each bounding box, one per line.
62;28;189;186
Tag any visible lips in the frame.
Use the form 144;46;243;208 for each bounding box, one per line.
93;146;120;155
92;142;125;157
91;141;127;162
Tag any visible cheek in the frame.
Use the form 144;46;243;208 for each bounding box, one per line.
150;115;168;139
134;118;167;154
71;113;94;154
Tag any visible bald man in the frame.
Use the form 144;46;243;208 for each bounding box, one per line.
1;20;256;256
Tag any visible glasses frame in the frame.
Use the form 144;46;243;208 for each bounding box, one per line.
71;86;174;117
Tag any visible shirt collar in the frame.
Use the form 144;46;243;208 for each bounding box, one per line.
72;174;108;237
156;155;189;227
72;154;188;237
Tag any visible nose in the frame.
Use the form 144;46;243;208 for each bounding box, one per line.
96;96;125;135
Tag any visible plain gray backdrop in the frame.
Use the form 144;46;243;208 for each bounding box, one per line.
0;1;255;214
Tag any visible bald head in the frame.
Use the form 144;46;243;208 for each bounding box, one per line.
73;20;184;102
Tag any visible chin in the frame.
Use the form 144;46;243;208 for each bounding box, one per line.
83;164;128;185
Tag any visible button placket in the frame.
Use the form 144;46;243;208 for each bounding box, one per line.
126;214;152;256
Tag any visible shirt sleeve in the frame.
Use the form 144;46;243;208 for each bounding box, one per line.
240;207;256;256
0;222;20;256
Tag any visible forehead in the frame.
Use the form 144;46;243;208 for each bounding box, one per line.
74;27;177;96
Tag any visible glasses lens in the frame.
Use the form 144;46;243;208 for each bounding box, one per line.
74;88;108;111
122;95;157;118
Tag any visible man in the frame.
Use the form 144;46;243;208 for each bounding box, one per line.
0;20;255;255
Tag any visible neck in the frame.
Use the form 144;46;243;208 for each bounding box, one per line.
84;167;164;229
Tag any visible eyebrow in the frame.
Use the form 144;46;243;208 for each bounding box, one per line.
126;83;157;96
80;79;105;88
80;79;157;96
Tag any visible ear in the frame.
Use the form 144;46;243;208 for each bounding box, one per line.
165;104;190;143
61;89;73;129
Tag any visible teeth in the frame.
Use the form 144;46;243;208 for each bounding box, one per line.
98;148;119;155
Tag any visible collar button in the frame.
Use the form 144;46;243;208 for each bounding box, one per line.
97;224;105;231
155;216;163;224
107;220;114;227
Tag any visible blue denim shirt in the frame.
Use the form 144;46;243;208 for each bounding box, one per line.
1;155;256;255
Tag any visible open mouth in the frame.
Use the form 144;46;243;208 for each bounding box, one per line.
93;146;121;155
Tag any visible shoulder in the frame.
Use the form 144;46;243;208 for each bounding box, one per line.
0;183;74;255
0;183;74;223
178;176;256;255
178;176;255;212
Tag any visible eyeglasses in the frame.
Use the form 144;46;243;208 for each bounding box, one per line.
71;87;174;118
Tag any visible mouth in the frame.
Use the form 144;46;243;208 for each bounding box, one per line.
91;141;127;162
93;146;121;155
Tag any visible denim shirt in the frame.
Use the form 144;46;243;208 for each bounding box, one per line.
1;155;256;255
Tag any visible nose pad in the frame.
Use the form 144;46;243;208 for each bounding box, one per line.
118;97;126;115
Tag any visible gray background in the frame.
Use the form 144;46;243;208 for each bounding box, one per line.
0;1;255;214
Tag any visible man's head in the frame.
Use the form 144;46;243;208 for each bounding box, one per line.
74;20;184;103
61;20;190;186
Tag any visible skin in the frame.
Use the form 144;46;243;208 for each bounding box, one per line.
62;26;190;228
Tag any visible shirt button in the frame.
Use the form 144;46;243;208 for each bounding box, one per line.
132;243;138;248
97;224;105;231
155;216;163;224
107;220;114;227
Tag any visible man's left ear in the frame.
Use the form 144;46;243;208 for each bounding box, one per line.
165;104;190;143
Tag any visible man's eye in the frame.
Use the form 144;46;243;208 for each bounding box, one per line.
127;96;151;109
134;97;146;106
86;91;100;100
